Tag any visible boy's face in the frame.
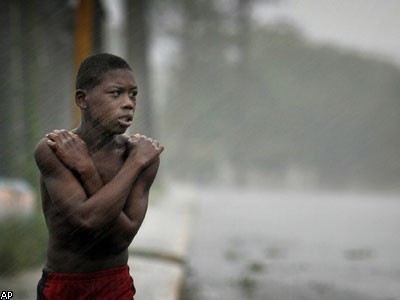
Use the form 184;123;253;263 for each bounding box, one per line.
83;69;137;134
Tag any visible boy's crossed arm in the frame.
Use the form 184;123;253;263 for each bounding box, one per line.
34;130;163;241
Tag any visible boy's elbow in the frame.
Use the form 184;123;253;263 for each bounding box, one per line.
78;218;99;232
71;211;106;232
110;226;138;254
83;217;114;232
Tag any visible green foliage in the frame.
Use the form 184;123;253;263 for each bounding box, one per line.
0;214;47;276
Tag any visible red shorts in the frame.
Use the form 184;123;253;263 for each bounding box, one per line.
37;265;136;300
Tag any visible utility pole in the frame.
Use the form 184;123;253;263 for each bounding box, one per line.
73;0;94;127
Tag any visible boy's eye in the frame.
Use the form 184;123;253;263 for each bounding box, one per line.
129;90;138;99
111;90;122;98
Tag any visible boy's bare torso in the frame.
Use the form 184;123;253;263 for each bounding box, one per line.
39;130;159;273
35;66;163;275
40;135;130;272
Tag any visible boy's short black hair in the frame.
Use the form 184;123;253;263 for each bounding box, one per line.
76;53;132;90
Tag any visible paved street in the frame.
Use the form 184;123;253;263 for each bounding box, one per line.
2;185;400;300
183;187;400;300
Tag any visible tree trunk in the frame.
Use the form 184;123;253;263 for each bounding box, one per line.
126;0;154;137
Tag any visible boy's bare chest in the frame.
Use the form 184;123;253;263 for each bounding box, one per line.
90;148;126;184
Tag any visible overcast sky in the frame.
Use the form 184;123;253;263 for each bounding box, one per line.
102;0;400;68
255;0;400;66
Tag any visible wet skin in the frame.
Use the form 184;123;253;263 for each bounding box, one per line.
34;69;164;272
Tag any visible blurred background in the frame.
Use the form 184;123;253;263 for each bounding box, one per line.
0;0;399;299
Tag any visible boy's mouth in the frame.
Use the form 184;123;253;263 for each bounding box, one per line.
118;115;133;127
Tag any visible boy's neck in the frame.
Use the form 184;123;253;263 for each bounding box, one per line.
73;123;116;152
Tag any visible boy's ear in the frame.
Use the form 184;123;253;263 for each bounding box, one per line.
76;89;88;109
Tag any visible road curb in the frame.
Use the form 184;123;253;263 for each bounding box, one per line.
128;183;197;299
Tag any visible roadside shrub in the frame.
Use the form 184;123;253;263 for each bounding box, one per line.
0;214;47;275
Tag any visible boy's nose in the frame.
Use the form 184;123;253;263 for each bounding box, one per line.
121;94;135;109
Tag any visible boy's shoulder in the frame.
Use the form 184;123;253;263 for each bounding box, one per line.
34;137;52;159
33;137;60;174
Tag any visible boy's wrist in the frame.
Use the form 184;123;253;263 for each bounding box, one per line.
75;160;97;177
126;155;147;173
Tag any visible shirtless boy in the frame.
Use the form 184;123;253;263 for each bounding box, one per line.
34;53;163;299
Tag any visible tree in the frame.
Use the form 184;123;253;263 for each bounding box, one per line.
0;0;74;184
161;0;400;189
126;0;155;137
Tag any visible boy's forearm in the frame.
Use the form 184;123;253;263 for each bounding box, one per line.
74;156;139;236
122;159;159;220
95;160;159;244
75;160;103;196
96;210;139;253
44;131;162;232
69;155;144;231
93;167;160;252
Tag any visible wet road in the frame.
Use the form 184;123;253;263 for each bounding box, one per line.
182;187;400;300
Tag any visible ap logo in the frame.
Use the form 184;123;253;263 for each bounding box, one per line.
0;291;13;300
